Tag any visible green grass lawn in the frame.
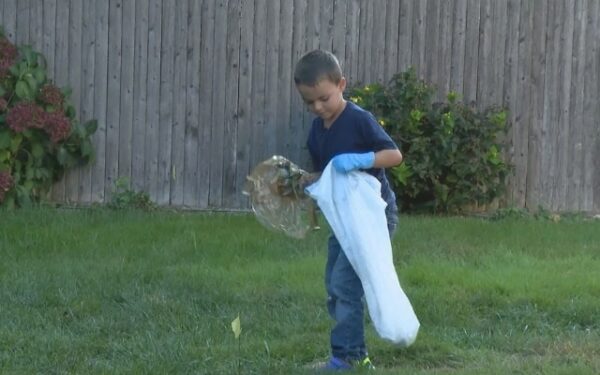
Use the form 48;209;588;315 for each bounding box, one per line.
1;209;599;374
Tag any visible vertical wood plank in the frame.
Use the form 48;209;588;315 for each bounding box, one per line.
501;0;519;205
131;0;149;193
183;0;201;207
170;0;189;206
118;0;135;195
319;0;334;51
513;0;533;207
411;0;427;78
277;0;293;170
104;0;122;201
567;0;586;211
222;0;241;207
197;0;215;208
65;0;82;203
437;0;453;99
476;0;492;109
16;0;30;46
490;0;508;107
263;0;280;158
291;0;308;167
145;0;162;202
540;0;560;210
525;0;548;210
332;0;347;69
2;0;17;41
208;0;228;207
463;0;480;105
235;0;254;207
398;0;413;72
42;0;57;90
79;0;96;203
359;1;373;83
450;0;467;95
345;0;361;85
157;0;175;205
424;0;440;88
91;0;109;202
583;0;599;211
29;0;44;52
384;0;399;81
249;0;267;174
555;1;575;210
51;0;69;202
371;0;386;83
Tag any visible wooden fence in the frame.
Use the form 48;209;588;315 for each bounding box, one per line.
1;0;599;212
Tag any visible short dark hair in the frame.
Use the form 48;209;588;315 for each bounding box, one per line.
294;50;342;86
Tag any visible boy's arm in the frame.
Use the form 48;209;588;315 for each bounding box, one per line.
373;148;403;169
331;149;402;173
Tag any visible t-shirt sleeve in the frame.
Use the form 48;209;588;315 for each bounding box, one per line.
359;112;398;152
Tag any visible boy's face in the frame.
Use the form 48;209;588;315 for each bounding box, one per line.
296;78;347;124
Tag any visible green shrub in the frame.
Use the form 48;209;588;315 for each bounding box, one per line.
108;177;156;211
0;28;96;208
348;68;511;214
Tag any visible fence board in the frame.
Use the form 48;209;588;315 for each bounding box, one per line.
131;0;149;194
450;0;467;94
397;0;413;71
183;0;201;207
526;0;548;209
222;0;241;207
371;0;386;84
65;0;82;203
91;1;108;202
145;0;162;202
29;1;44;51
234;0;255;207
170;0;189;206
16;0;29;46
207;0;228;207
2;0;17;41
463;0;480;105
118;0;135;197
567;0;586;211
79;0;96;203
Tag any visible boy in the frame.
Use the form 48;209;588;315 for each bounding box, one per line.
294;50;403;371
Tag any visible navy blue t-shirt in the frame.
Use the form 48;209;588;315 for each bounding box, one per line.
306;101;398;208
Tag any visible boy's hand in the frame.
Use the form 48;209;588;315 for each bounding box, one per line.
332;152;375;173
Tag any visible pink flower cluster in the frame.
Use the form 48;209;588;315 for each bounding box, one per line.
44;111;71;143
0;170;13;203
6;102;72;143
0;36;17;79
6;102;45;132
39;84;64;108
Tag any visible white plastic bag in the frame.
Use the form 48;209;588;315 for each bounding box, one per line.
306;162;420;346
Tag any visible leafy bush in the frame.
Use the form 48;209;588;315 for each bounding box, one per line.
108;177;156;211
348;68;511;213
0;28;96;208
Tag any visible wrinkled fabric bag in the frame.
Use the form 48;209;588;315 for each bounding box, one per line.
306;162;420;346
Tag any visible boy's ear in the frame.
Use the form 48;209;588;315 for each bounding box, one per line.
338;77;347;91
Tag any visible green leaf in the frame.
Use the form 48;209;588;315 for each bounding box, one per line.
31;143;44;159
83;120;98;135
10;133;23;152
15;80;33;100
0;85;5;96
32;67;46;83
57;146;69;166
65;105;76;119
24;73;38;93
0;129;11;149
0;149;10;163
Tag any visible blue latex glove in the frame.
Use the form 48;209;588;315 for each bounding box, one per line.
331;152;375;173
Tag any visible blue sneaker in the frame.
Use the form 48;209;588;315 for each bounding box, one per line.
311;356;375;372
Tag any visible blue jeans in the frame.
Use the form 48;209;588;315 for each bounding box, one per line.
325;203;398;360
